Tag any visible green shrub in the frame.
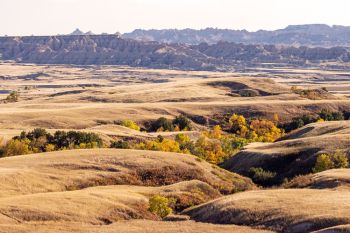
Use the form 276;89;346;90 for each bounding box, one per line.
220;136;249;158
148;195;173;218
283;114;318;132
110;140;130;149
319;109;344;121
51;131;103;149
332;150;349;169
149;115;192;132
238;89;260;97
2;129;103;157
173;115;192;131
313;154;335;173
248;167;276;186
5;91;19;102
313;151;348;173
151;117;174;132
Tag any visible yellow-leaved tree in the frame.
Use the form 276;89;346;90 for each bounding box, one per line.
229;114;249;137
194;133;225;164
210;125;223;139
249;119;283;142
121;120;141;131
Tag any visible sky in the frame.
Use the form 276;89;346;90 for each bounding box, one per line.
1;0;350;36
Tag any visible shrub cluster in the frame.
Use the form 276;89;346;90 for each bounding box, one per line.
111;114;283;164
5;91;19;103
0;128;103;157
148;195;173;218
150;115;192;132
120;125;248;164
121;120;141;131
229;114;283;142
313;150;349;173
283;109;350;132
291;86;329;100
248;167;277;186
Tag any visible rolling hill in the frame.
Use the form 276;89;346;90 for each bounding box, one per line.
222;121;350;184
0;148;263;232
184;188;350;232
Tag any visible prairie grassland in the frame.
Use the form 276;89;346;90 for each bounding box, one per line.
0;62;350;232
185;188;350;232
0;62;350;139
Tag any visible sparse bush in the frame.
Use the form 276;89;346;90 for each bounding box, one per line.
151;117;174;132
110;140;130;149
332;150;349;169
220;135;249;157
148;195;173;218
5;91;19;102
319;109;344;121
121;119;141;131
291;87;329;100
148;115;192;132
282;109;349;132
173;115;192;131
248;167;276;186
313;150;348;173
239;89;259;97
313;154;335;173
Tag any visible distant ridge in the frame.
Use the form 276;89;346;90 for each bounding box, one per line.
122;24;350;47
68;29;122;37
1;34;350;70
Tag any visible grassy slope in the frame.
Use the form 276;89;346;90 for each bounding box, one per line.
286;168;350;189
0;148;264;232
185;189;350;232
1;220;274;233
223;121;350;182
0;149;255;197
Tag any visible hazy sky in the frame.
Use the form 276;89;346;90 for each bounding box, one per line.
1;0;350;36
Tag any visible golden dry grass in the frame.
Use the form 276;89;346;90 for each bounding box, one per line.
0;62;349;137
1;63;350;232
282;121;350;140
0;149;255;197
0;181;215;224
185;189;350;232
0;180;269;233
223;121;350;181
0;220;273;233
0;148;260;232
286;169;350;189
